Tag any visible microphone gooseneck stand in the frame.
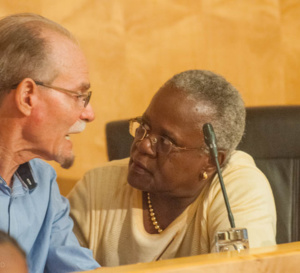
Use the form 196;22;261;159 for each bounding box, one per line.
203;123;249;252
203;123;235;228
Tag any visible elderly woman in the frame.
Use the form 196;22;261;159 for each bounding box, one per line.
68;70;276;266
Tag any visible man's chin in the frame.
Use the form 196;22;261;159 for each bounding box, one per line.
57;155;75;169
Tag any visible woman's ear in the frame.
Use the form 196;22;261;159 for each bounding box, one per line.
216;150;227;167
14;78;37;116
203;150;228;176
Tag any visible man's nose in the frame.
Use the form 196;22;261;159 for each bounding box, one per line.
80;103;95;122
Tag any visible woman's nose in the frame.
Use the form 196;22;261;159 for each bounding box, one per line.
135;134;157;156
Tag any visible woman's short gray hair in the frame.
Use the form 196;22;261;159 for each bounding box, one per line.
164;70;245;155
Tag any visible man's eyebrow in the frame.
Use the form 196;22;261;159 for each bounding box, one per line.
79;83;91;92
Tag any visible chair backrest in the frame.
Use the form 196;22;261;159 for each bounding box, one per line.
105;106;300;244
236;106;300;244
105;119;133;161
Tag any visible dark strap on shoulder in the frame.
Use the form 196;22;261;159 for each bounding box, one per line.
16;162;37;190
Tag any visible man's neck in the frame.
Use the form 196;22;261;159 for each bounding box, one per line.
0;91;34;186
0;163;19;187
0;146;31;187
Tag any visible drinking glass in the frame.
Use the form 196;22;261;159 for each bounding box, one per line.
215;228;249;252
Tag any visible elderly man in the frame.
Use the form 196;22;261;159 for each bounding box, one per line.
69;70;276;266
0;13;99;272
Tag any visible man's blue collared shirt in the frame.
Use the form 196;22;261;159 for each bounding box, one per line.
0;159;100;272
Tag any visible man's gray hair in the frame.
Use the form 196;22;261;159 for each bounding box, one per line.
163;70;245;155
0;13;77;99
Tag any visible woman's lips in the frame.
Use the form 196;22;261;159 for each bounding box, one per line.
130;159;152;175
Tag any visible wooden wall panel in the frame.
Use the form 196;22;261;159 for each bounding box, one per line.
1;0;299;194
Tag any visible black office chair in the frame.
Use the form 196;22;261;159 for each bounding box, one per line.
106;119;134;162
105;106;300;244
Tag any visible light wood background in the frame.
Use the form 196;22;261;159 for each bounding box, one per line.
1;1;299;195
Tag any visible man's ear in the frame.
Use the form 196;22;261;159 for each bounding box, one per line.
14;78;37;116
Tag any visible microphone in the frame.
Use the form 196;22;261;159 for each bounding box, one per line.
203;123;235;229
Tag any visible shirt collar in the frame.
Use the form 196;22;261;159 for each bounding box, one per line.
16;162;38;190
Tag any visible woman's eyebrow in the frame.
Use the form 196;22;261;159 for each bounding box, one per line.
141;114;181;142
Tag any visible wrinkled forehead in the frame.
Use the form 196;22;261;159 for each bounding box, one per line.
44;31;89;85
144;85;214;132
149;85;214;116
46;31;86;66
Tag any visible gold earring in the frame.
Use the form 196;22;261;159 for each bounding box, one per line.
202;172;208;180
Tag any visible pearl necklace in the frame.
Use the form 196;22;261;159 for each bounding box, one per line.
147;192;163;233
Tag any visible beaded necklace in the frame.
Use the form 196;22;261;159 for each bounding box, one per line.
147;192;163;233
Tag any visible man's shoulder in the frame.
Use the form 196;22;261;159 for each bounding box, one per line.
27;159;57;189
29;158;56;172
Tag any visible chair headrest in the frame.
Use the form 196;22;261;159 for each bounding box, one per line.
237;106;300;159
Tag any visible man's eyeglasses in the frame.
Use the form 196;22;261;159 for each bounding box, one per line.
11;81;92;107
129;117;206;155
35;81;92;107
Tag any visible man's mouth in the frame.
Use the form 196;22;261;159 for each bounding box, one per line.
64;120;87;141
68;120;86;134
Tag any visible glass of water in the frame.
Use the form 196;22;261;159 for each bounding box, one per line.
215;228;249;252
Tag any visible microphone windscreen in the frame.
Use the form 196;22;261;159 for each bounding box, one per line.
203;123;218;158
203;123;216;146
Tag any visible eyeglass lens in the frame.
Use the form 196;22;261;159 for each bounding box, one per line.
83;92;91;107
130;120;172;154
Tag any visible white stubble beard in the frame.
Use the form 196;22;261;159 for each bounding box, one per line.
57;120;86;169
